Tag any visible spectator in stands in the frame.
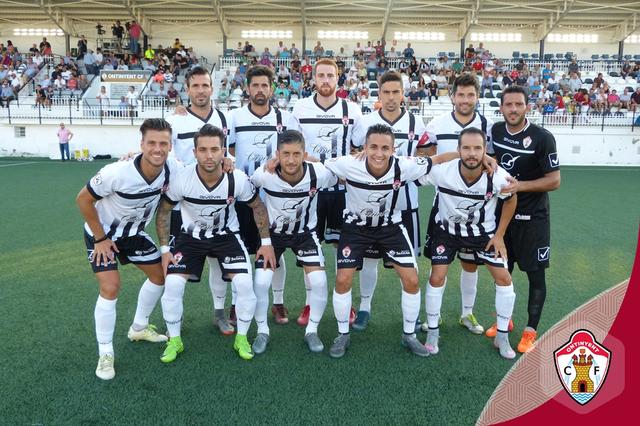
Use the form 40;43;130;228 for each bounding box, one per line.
243;41;254;55
313;41;324;58
154;81;168;98
301;58;312;80
83;49;96;74
629;62;639;79
290;43;299;57
536;87;552;113
630;87;640;112
387;46;398;58
128;20;142;55
35;84;48;108
277;63;290;85
274;81;290;100
472;57;483;73
56;123;73;161
573;88;589;113
621;60;632;78
77;74;89;91
117;59;129;70
300;80;312;98
118;96;129;114
29;43;38;55
67;74;78;91
96;85;109;107
353;42;364;57
480;71;493;98
275;91;288;109
402;42;414;59
568;58;580;77
426;79;438;104
112;21;124;50
144;46;155;60
0;79;14;107
94;48;104;69
39;37;52;55
593;88;608;114
375;40;384;58
406;85;422;112
363;41;374;56
546;72;558;92
619;88;631;110
608;89;621;113
125;85;139;107
218;80;230;106
77;35;88;59
553;91;565;113
464;43;475;60
336;84;349;99
592;72;608;91
53;75;66;91
568;72;582;94
167;83;179;105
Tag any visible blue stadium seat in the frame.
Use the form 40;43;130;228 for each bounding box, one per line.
489;100;500;107
635;54;640;60
370;90;379;97
565;52;574;60
555;53;564;59
521;53;529;59
544;53;554;61
624;55;632;60
601;54;610;60
224;49;234;56
609;71;619;77
612;54;620;60
325;50;333;57
531;53;539;59
512;51;520;58
591;54;600;60
448;52;456;58
584;78;593;84
304;50;312;57
492;83;501;91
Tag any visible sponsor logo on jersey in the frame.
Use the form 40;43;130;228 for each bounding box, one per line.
549;152;559;167
318;126;339;141
500;153;520;171
253;132;275;147
282;199;306;212
554;330;611;406
91;172;102;186
537;246;550;261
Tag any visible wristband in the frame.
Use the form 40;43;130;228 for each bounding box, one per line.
160;245;171;254
94;235;109;243
261;238;272;246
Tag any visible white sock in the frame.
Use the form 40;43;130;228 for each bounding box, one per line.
208;258;227;310
358;257;379;312
305;270;328;334
231;281;237;306
401;290;421;334
303;273;311;306
233;273;257;335
495;283;516;332
95;296;116;356
460;270;478;317
132;279;163;330
333;289;352;334
426;283;445;329
254;268;274;334
272;258;286;304
161;275;187;338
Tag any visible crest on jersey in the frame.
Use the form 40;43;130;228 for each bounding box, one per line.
174;252;183;263
342;246;351;258
484;192;494;201
309;187;317;198
436;245;446;255
408;131;415;141
227;196;235;205
414;156;428;165
91;172;102;186
523;136;532;149
392;179;401;191
342;115;349;127
554;329;611;406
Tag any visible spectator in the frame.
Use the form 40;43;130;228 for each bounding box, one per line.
402;42;414;59
35;84;48;108
277;63;290;85
630;87;640;112
313;41;324;58
480;71;494;98
465;43;475;60
96;85;109;107
620;60;632;78
217;80;230;106
387;46;398;58
406;85;422;112
567;58;580;77
67;75;78;90
290;43;299;57
472;58;483;72
619;88;631;110
353;42;364;57
77;35;88;59
363;41;374;55
568;72;582;93
128;20;142;55
275;91;288;109
77;74;89;91
118;95;129;114
301;58;312;80
125;85;139;107
591;73;608;91
39;37;52;55
593;88;608;114
426;79;438;104
144;46;155;60
94;48;104;68
154;81;168;97
273;82;290;100
29;43;39;55
300;80;312;98
111;21;124;50
290;72;302;94
56;122;73;161
167;83;179;105
336;84;349;99
608;89;621;113
573;88;589;113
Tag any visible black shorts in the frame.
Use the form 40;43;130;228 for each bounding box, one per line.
428;226;507;268
255;230;324;269
505;217;551;272
365;209;421;259
84;230;160;273
167;232;251;282
235;201;259;254
337;223;417;270
423;197;478;265
316;190;345;244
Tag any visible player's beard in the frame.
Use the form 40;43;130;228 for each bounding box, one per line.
251;94;268;106
455;103;475;117
317;83;336;98
461;157;482;170
199;160;220;174
191;95;211;109
506;112;526;128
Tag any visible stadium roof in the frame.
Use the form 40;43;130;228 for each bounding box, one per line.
1;1;638;41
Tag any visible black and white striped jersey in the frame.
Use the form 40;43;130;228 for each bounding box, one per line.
251;162;337;235
167;107;228;165
228;105;300;176
325;155;432;227
417;159;512;237
85;154;175;240
421;111;493;154
163;166;257;239
361;109;427;211
292;95;366;164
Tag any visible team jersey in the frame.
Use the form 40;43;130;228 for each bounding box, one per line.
420;111;493;154
163;166;257;239
418;159;512;237
85;155;175;240
228;105;300;176
325;155;432;227
251;161;337;235
167;107;228;165
490;119;560;219
362;109;427;211
292;95;366;163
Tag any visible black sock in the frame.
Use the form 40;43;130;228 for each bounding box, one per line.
526;269;546;330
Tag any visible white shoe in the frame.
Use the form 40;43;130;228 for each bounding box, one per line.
95;354;115;380
459;314;484;335
127;324;168;342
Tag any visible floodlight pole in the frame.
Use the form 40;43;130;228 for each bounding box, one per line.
539;39;545;59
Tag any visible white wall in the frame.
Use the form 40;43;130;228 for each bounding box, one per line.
1;122;639;166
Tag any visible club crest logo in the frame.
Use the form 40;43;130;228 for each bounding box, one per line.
523;136;532;149
227;196;235;205
436;245;446;255
392;179;401;191
174;252;183;263
554;329;611;406
484;191;494;201
342;246;351;258
309;187;317;198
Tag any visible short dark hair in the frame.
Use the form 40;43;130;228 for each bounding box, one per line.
139;118;172;137
452;73;479;95
365;123;395;144
500;85;528;105
458;127;486;147
193;124;225;148
185;66;211;87
246;65;274;85
277;129;305;150
378;71;402;88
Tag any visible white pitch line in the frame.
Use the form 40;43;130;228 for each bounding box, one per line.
0;161;39;168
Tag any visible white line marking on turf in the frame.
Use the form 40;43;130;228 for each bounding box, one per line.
0;161;39;168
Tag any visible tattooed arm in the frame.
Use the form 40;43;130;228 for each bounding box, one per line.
156;198;177;274
247;197;276;270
